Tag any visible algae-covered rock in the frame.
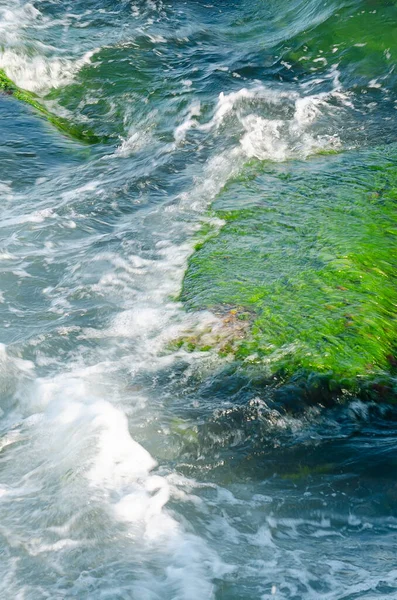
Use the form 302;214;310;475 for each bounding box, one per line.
181;147;397;391
280;0;397;87
0;69;103;144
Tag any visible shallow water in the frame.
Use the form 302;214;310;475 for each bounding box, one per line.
0;1;397;598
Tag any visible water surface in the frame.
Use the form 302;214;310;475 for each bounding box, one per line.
0;1;397;598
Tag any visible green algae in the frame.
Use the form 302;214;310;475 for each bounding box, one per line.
0;69;104;144
181;149;397;388
280;463;335;481
170;417;199;445
280;1;397;86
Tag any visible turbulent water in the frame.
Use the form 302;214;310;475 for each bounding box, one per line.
1;1;397;598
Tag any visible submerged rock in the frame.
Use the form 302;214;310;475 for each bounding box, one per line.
180;147;397;398
0;68;103;144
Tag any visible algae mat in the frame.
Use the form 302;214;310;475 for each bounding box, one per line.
181;147;397;386
0;69;103;144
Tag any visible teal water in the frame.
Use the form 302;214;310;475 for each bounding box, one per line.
0;1;397;598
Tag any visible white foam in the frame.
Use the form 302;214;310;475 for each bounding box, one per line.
0;0;98;93
0;182;13;201
174;101;201;143
173;78;349;163
0;1;40;44
0;48;97;93
0;361;224;598
0;344;35;416
116;127;155;157
206;86;295;131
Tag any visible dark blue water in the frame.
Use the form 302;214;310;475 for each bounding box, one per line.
0;1;397;598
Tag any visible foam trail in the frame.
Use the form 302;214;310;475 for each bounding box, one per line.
0;355;224;598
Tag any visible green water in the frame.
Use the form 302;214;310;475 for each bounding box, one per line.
0;1;396;598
